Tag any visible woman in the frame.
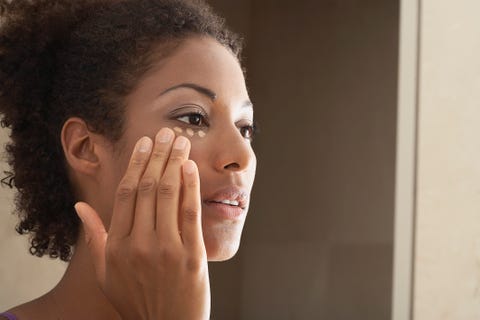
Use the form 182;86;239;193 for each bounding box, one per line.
0;0;256;319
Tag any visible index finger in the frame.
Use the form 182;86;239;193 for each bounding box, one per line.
108;136;153;239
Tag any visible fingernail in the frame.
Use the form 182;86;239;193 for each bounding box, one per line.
173;136;188;150
137;137;152;153
157;128;173;143
74;203;85;223
183;161;196;174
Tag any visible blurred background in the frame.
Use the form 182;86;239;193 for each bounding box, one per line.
207;1;398;319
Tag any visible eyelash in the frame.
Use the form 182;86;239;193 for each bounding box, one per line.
175;112;257;141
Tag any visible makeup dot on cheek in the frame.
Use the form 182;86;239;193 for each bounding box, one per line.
198;130;206;138
186;128;194;137
173;127;183;134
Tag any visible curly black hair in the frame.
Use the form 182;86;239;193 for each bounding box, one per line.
0;0;242;261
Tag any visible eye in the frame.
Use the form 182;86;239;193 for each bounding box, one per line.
240;123;257;141
176;113;207;126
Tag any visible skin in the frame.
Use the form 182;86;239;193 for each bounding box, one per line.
7;36;256;320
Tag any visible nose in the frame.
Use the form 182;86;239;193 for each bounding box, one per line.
214;124;255;173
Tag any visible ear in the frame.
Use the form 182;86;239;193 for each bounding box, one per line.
61;117;103;176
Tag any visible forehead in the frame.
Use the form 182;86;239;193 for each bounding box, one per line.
127;36;249;107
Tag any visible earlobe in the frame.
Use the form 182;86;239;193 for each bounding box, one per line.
61;117;101;176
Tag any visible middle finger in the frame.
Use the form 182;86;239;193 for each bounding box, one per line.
132;128;175;234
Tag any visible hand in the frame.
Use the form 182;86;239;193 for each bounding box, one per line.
74;128;210;320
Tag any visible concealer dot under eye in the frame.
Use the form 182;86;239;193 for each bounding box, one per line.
170;127;206;139
173;127;183;134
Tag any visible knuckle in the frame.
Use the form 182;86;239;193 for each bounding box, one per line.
157;181;177;198
129;242;150;263
116;183;137;201
183;206;200;222
185;256;204;273
131;157;147;168
106;241;122;263
138;176;156;193
169;153;184;163
85;234;95;248
185;178;198;189
150;148;168;160
157;246;180;264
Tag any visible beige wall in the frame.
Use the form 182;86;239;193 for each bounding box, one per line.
413;0;480;319
0;128;67;310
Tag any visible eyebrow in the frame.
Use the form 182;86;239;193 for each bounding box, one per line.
159;82;253;109
160;83;217;100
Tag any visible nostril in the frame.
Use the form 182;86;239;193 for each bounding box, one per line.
224;162;240;170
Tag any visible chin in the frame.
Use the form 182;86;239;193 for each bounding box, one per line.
204;235;242;262
202;215;246;261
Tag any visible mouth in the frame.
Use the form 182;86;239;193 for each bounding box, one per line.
205;199;241;207
203;187;248;209
202;186;249;219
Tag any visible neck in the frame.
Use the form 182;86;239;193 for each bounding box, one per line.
48;230;121;320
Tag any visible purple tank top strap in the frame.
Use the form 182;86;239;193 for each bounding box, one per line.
0;312;18;320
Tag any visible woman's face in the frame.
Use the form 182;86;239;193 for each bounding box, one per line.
103;36;256;261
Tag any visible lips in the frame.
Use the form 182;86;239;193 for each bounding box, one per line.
203;186;249;210
202;186;250;220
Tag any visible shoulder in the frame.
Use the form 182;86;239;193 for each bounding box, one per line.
0;312;18;320
2;295;54;320
1;305;29;320
0;311;19;320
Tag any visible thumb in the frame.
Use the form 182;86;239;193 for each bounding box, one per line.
74;201;107;286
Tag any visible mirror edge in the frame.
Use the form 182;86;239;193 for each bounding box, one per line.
392;0;420;319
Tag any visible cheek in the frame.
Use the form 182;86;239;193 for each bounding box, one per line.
180;133;211;186
171;126;210;164
249;154;257;180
